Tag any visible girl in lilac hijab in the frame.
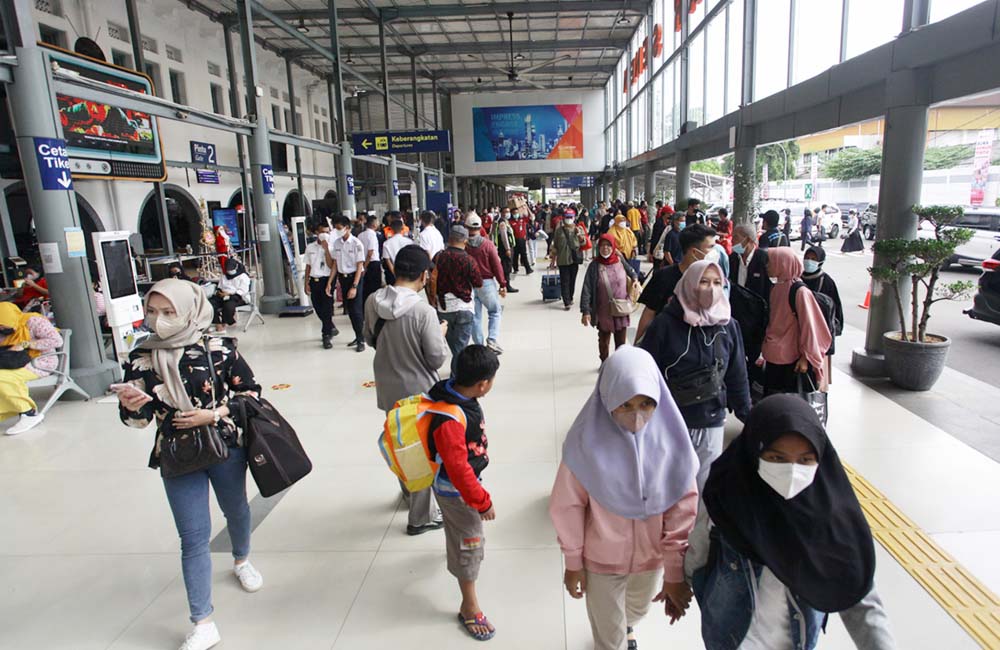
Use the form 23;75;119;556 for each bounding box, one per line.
549;346;699;650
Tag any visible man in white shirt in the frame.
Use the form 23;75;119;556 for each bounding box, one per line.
358;214;382;307
304;222;338;348
326;215;368;353
381;218;413;285
416;210;445;261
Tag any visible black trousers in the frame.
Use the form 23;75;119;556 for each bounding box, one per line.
210;294;245;326
558;263;579;306
338;273;365;341
512;238;532;273
363;261;382;308
309;277;336;338
764;361;817;396
382;260;396;287
499;250;513;288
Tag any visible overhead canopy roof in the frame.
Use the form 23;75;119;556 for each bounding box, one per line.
188;0;649;94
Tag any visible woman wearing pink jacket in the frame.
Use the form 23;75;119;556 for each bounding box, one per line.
549;346;699;650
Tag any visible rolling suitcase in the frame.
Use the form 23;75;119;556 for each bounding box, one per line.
542;270;561;302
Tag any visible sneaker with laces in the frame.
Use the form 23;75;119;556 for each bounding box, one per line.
233;560;263;593
179;622;220;650
486;340;504;354
6;413;44;435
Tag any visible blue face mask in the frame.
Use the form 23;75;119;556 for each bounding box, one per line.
732;243;746;256
803;259;821;274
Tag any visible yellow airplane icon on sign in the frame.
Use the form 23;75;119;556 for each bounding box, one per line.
375;136;389;150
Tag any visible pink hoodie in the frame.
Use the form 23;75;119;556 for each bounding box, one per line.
549;463;698;581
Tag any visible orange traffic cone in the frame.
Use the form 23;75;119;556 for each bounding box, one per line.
859;287;871;310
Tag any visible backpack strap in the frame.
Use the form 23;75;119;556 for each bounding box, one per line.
372;317;387;348
788;281;804;318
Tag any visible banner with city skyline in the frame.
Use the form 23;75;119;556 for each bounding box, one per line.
472;104;584;162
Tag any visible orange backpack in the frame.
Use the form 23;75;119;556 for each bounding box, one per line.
378;394;466;492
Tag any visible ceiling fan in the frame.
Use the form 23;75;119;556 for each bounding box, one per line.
468;12;571;90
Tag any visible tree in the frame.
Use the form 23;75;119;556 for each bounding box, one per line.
691;159;724;176
823;148;882;181
923;145;974;170
721;142;800;181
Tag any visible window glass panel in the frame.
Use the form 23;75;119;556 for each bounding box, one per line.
845;0;903;59
653;0;666;73
792;0;841;83
930;0;983;22
690;0;707;32
754;0;790;101
726;0;744;113
619;118;628;163
688;32;705;127
664;61;677;142
652;69;664;147
637;90;647;153
705;14;726;124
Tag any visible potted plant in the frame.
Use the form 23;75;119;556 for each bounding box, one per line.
868;205;975;390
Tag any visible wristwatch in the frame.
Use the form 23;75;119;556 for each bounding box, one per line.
212;409;222;425
352;284;358;290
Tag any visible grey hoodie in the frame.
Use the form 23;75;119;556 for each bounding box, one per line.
363;285;448;412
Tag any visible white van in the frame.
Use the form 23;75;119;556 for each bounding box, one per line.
918;208;1000;268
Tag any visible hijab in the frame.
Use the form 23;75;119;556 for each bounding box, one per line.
596;233;620;266
762;248;831;384
702;394;875;612
675;260;730;327
224;258;247;278
140;279;215;411
561;346;698;520
0;302;45;358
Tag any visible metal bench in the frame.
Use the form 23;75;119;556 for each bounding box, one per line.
236;278;265;332
26;328;91;416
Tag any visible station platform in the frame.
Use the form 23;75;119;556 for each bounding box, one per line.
1;265;998;650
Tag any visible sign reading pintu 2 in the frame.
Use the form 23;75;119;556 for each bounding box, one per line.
190;141;217;165
33;137;73;191
352;130;451;155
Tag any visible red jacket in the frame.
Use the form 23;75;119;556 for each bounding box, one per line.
511;216;528;240
466;235;507;285
481;214;493;236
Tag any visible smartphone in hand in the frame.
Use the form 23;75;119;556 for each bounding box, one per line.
109;382;152;401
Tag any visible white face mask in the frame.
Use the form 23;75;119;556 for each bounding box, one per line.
317;232;331;242
612;409;651;433
703;248;721;265
757;459;818;499
599;248;613;259
149;314;187;340
564;219;575;227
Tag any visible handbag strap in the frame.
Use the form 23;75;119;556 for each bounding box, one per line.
598;264;617;300
202;336;219;409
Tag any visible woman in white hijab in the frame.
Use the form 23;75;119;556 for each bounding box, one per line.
118;279;263;650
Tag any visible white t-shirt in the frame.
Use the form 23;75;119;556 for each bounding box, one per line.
330;235;366;275
738;567;793;650
442;293;474;313
418;224;444;260
358;228;380;262
382;234;412;265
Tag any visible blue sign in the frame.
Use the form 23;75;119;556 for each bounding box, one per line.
196;169;220;184
190;141;217;165
551;176;595;189
33;137;73;191
261;165;275;195
211;208;241;247
392;179;399;196
352;129;452;155
346;174;355;196
426;175;441;191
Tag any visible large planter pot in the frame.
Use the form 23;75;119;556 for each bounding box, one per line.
882;332;951;391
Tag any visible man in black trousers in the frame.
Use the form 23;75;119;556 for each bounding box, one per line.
304;221;338;348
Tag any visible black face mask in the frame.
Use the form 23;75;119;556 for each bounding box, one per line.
0;327;14;338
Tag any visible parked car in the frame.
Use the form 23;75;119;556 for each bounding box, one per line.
861;203;878;240
918;208;1000;268
965;248;1000;326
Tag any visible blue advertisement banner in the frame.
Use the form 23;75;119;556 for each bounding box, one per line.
473;104;583;162
211;208;241;247
352;130;451;155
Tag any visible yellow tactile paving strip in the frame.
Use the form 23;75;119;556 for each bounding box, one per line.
844;464;1000;649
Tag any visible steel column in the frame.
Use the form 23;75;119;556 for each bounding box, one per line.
285;58;306;216
327;0;356;217
379;12;399;211
236;0;289;313
417;162;427;214
222;22;252;244
644;163;656;202
732;129;756;224
8;0;117;393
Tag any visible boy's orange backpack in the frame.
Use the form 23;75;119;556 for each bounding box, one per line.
378;394;466;492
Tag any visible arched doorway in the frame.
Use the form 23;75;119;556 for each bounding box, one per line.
138;185;204;253
3;183;104;271
281;190;311;228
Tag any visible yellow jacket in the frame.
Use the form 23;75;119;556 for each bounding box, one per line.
612;225;638;259
626;208;642;231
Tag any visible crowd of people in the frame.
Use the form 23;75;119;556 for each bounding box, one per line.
103;193;896;650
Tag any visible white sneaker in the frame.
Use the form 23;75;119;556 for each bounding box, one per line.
234;560;263;593
6;413;44;435
179;622;220;650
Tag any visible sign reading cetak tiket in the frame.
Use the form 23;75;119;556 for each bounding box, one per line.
352;130;451;155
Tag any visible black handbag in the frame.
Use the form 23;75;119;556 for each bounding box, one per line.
0;346;31;370
159;337;229;479
665;334;726;407
230;395;312;497
797;373;829;426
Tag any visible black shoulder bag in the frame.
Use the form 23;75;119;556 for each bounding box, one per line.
159;337;229;479
665;331;727;407
230;394;312;498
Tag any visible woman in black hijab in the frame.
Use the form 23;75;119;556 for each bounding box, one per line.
803;245;844;360
687;394;896;650
167;263;196;282
210;258;251;331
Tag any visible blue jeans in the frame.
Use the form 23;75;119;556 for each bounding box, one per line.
162;447;251;623
472;279;502;345
439;309;474;373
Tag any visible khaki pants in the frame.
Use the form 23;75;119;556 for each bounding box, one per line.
585;569;662;650
438;494;485;581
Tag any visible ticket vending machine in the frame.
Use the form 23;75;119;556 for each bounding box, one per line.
290;216;310;307
92;231;145;364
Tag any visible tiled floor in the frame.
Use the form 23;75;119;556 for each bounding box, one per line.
0;265;995;649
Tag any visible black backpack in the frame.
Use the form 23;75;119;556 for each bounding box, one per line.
789;280;841;352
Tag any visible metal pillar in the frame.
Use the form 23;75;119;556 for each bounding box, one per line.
7;0;117;393
378;12;399;212
222;22;252;245
125;0;173;255
542;181;547;205
452;174;459;208
627;174;636;203
410;55;421;175
285;58;306;216
852;69;930;376
644;164;656;202
732;129;756;224
417;162;427;214
236;0;288;313
327;0;355;218
675;152;691;203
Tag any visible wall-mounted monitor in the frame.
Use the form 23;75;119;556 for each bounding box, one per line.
42;44;166;182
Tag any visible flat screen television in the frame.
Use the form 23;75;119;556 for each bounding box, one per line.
42;45;166;181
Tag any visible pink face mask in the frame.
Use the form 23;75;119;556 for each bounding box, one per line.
612;409;651;433
696;284;724;310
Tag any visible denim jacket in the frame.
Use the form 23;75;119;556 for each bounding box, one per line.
692;529;827;650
